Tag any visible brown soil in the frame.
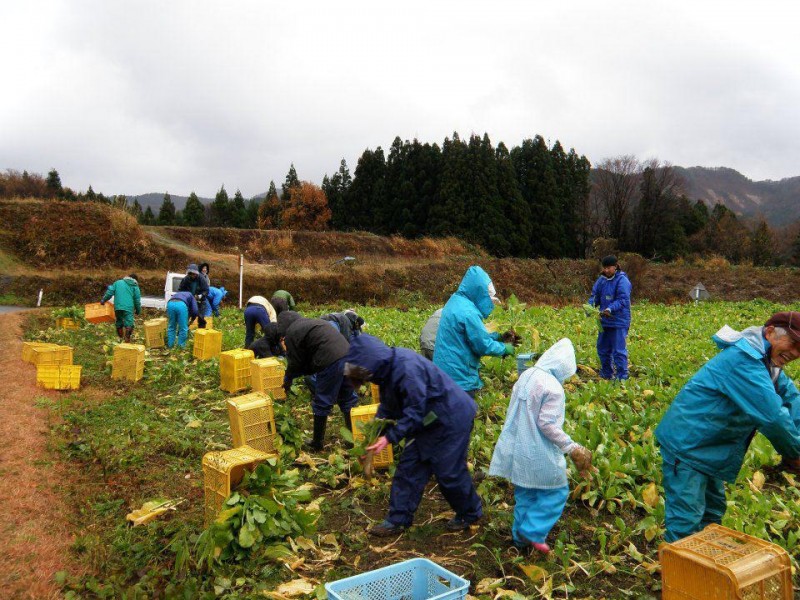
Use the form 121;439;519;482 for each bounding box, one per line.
0;312;82;599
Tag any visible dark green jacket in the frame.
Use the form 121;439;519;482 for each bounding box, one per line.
102;277;141;314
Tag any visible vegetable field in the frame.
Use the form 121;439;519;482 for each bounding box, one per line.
26;299;800;599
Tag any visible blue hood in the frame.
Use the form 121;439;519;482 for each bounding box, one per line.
456;266;495;319
344;334;394;383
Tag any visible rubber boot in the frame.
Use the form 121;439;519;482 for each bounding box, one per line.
116;327;124;340
124;327;134;343
342;410;354;449
303;415;327;452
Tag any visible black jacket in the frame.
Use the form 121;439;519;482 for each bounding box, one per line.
279;312;349;379
321;310;363;341
178;273;209;301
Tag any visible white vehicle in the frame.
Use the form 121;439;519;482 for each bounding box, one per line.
140;271;186;310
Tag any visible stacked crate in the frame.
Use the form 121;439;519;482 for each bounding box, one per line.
143;317;168;349
29;344;73;366
250;357;285;398
84;302;115;324
193;328;223;360
227;392;277;453
22;342;59;363
220;349;254;393
111;343;146;382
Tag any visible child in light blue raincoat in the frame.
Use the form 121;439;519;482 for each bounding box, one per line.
489;339;593;554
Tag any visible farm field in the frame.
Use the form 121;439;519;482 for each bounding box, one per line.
21;299;800;599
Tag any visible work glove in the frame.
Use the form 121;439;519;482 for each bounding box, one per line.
570;445;593;475
780;457;800;476
503;343;515;357
366;436;389;454
501;330;522;346
600;309;612;318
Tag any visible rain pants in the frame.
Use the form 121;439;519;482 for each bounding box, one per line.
433;266;507;392
345;334;482;528
588;270;631;379
489;339;578;545
203;286;227;317
166;292;198;348
419;308;443;360
655;325;800;541
102;277;141;329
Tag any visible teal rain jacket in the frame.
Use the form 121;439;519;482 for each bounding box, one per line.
433;266;507;392
101;277;141;314
655;325;800;482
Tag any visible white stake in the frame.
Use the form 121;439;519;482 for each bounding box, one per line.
37;289;43;307
239;254;244;309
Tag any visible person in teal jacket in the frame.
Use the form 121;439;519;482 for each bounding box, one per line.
433;266;516;397
655;311;800;542
101;274;141;342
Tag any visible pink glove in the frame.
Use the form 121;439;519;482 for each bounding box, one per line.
366;436;389;454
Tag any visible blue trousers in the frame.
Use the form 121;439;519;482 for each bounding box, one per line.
312;357;359;417
166;301;189;348
243;305;270;348
512;485;569;545
597;327;629;379
661;455;726;543
386;425;482;528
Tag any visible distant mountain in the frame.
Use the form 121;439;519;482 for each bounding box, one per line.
128;192;268;213
675;166;800;226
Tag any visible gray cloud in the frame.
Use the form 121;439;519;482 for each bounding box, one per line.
1;0;798;198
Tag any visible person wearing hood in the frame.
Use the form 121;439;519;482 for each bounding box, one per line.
433;266;517;396
204;286;228;318
249;322;283;359
321;309;365;341
419;308;443;360
199;262;211;288
166;291;199;348
344;334;483;537
655;312;800;542
178;263;210;327
101;274;142;342
277;311;358;450
588;255;632;380
244;296;278;348
271;290;296;314
489;339;593;554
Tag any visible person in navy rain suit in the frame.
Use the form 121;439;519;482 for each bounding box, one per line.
588;255;632;380
343;334;483;537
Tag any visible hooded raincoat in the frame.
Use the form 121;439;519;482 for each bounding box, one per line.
204;286;227;317
345;334;482;528
101;277;141;315
433;266;507;392
655;325;800;541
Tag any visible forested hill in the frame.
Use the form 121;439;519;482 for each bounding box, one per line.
676;166;800;225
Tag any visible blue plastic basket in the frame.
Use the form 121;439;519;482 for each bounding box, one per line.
326;558;469;600
516;353;534;375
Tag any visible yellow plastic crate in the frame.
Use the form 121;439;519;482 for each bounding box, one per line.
143;318;167;349
250;357;285;392
55;317;80;330
30;344;73;366
111;343;145;381
22;342;59;363
85;302;115;324
36;364;82;390
227;392;277;453
659;524;793;600
220;349;255;393
351;404;393;469
193;328;223;360
190;316;213;331
202;446;276;525
370;383;380;404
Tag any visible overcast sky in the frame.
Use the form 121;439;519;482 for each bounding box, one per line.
1;1;798;198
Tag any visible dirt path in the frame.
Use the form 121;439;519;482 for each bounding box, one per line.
0;312;79;599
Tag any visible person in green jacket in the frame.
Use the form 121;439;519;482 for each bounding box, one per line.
101;274;142;342
270;289;296;314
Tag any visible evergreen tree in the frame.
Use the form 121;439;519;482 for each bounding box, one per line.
158;192;176;225
324;159;354;231
46;169;62;197
281;164;300;202
750;219;775;266
174;210;185;226
113;194;128;211
245;198;260;229
495;142;532;255
258;181;281;229
183;192;205;226
210;185;230;227
231;190;247;228
429;133;471;239
142;206;156;225
85;185;97;201
131;198;144;222
341;148;386;230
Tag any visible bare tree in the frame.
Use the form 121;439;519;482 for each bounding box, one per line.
591;155;641;241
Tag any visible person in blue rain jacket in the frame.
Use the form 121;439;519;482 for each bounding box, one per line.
433;266;516;396
588;255;632;380
655;312;800;542
166;291;199;348
344;334;483;537
203;286;227;318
